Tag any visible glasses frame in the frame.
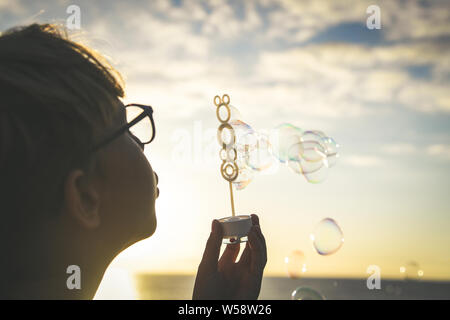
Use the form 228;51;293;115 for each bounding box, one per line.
91;103;155;152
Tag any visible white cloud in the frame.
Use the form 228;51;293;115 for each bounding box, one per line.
381;144;418;155
252;42;450;115
264;0;450;43
3;0;450;120
344;155;384;167
427;144;450;160
202;0;262;38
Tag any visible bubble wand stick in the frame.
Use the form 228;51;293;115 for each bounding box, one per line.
229;181;235;217
214;94;252;243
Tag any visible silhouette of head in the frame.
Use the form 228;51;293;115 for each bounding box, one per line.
0;24;158;269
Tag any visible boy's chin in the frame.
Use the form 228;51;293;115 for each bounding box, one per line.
138;213;157;240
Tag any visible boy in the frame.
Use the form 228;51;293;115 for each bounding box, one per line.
0;24;266;299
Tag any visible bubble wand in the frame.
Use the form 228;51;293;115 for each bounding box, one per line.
212;94;340;243
214;94;253;243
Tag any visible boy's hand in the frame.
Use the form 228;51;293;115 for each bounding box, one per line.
193;214;267;300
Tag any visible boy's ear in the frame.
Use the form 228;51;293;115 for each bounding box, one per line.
64;169;101;229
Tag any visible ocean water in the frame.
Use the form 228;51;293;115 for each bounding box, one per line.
133;274;450;300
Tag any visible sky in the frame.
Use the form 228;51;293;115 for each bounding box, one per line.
1;0;450;284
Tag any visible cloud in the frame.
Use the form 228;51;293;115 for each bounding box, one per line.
380;0;450;41
251;42;450;115
202;0;263;38
381;143;450;162
2;0;450;120
427;144;450;160
344;155;384;167
381;144;418;155
264;0;450;43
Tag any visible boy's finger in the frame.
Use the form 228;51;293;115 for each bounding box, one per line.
251;214;259;226
248;226;266;273
198;220;222;273
219;243;240;269
238;242;251;266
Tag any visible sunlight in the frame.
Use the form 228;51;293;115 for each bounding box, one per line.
94;267;137;300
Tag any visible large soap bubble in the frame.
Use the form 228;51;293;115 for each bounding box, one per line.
271;125;339;184
311;218;344;255
269;123;303;164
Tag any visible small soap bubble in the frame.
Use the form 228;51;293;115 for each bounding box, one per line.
401;261;422;281
232;159;254;190
230;120;255;143
311;218;344;255
287;142;329;183
321;136;339;168
236;131;258;158
291;287;324;300
284;250;307;279
287;142;327;171
300;130;326;143
246;134;277;172
228;105;242;122
297;140;327;162
269;123;303;163
217;104;242;123
386;284;403;296
303;165;329;184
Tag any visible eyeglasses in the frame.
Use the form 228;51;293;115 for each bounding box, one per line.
91;103;155;152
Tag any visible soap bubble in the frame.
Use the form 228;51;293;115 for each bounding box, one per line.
268;124;339;184
311;218;344;255
291;287;324;300
246;134;277;173
269;123;303;163
230;120;255;146
217;116;339;188
385;284;403;296
219;120;256;191
300;131;339;169
232;159;255;190
321;136;339;168
217;104;242;123
232;122;256;190
231;120;258;163
287;141;329;183
284;250;307;279
229;120;277;189
400;261;423;281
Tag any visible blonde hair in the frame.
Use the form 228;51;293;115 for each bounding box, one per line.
0;23;125;221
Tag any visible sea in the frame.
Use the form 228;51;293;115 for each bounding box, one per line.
132;274;450;300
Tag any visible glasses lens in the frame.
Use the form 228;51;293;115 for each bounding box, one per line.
126;105;153;144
